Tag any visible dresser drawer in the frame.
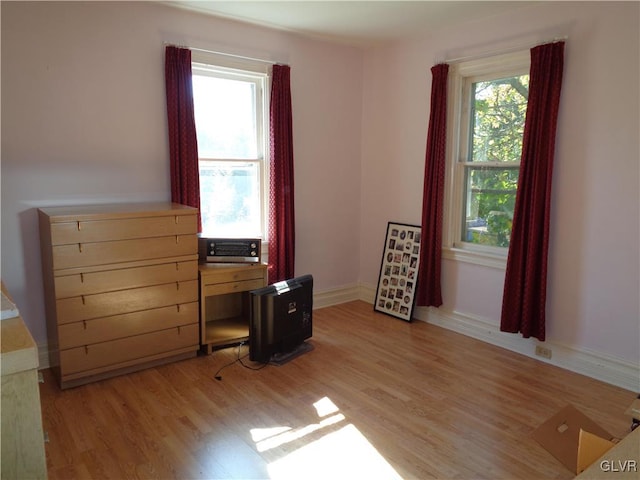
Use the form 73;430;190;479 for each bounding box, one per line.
50;213;197;245
59;323;199;376
55;260;198;298
52;235;197;270
58;301;198;349
56;280;198;324
203;278;266;296
199;265;267;285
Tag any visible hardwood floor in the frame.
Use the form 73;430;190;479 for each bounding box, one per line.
39;301;635;479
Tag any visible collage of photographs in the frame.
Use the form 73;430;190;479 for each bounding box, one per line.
374;222;422;322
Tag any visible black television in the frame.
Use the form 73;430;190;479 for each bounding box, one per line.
249;274;313;363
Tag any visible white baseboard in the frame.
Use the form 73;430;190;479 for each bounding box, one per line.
314;283;362;309
417;307;639;392
356;282;638;392
37;282;639;392
38;345;51;371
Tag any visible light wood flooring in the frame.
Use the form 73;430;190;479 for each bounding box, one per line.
39;300;635;479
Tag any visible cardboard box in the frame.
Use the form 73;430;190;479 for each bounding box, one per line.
576;427;640;479
532;404;617;474
624;398;640;428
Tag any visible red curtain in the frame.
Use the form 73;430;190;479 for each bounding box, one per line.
500;42;565;341
165;46;201;231
416;64;449;307
268;64;295;284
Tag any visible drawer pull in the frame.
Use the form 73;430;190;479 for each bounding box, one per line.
176;282;180;290
175;235;179;244
80;272;84;283
175;215;179;224
176;304;181;313
84;345;89;355
177;326;181;335
83;320;87;330
175;262;179;271
78;243;83;253
81;295;86;305
77;221;82;231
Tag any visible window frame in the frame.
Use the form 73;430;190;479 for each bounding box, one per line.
443;50;530;269
191;52;270;241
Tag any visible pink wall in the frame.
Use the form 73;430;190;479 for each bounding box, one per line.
360;2;639;365
1;1;363;345
2;1;638;371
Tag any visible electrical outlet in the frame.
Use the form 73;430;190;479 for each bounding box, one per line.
535;345;552;359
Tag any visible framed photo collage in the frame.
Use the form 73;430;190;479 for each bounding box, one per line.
374;222;422;322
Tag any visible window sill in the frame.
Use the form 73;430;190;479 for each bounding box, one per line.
442;246;507;270
261;240;269;265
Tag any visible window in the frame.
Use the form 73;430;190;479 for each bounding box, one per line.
191;57;269;239
445;51;530;265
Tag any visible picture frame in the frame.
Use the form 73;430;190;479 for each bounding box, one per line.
373;221;422;322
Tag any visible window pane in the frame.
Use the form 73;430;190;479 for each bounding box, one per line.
199;161;261;238
192;75;258;159
463;166;519;247
470;75;528;163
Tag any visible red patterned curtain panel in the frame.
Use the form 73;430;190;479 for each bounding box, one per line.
268;64;295;284
416;63;449;308
165;46;201;231
500;42;565;341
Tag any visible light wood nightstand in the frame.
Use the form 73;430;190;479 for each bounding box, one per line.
198;263;268;354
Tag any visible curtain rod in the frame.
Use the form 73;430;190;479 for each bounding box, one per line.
163;42;283;66
443;36;568;64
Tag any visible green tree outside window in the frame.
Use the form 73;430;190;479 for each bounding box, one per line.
463;75;529;247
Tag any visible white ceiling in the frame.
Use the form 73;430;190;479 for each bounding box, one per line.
166;1;538;48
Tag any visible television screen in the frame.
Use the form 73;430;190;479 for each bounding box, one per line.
249;274;313;363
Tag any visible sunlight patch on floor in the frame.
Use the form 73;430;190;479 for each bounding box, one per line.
250;426;292;443
267;423;402;480
313;396;340;417
254;413;345;452
250;396;401;479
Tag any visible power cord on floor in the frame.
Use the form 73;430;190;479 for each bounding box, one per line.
213;342;269;381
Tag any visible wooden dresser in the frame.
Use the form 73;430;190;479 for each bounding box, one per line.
38;202;200;389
